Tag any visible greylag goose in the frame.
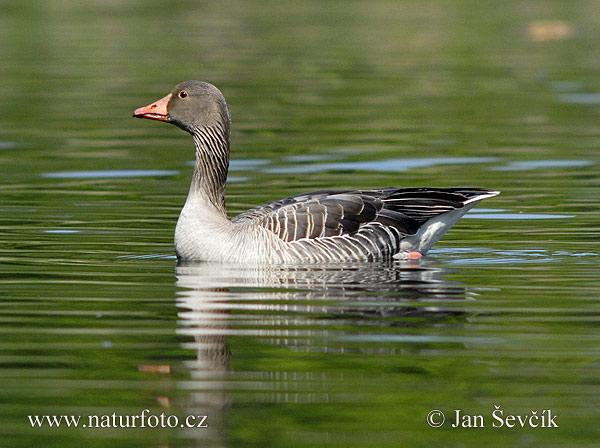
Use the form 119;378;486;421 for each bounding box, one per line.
134;81;499;263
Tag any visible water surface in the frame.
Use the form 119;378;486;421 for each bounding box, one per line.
1;1;599;447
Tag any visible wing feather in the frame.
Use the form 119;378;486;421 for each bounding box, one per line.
231;187;498;257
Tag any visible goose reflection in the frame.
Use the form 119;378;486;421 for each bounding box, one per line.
175;259;468;329
174;259;469;444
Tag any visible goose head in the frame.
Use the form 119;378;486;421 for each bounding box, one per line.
133;80;231;134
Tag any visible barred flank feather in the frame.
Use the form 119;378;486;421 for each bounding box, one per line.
231;187;499;263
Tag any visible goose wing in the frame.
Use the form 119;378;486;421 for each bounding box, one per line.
232;187;496;244
232;188;418;242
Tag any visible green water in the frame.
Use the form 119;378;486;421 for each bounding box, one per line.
1;1;599;447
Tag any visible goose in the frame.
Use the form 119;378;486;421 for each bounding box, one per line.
134;81;499;263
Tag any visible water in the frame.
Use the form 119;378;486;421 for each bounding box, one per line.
1;1;599;447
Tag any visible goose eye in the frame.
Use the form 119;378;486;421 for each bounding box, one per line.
178;91;188;99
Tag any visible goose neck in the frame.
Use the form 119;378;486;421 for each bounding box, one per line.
190;124;230;215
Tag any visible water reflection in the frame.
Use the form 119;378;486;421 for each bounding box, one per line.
174;260;470;443
41;169;180;179
266;156;499;174
175;260;469;325
489;159;593;171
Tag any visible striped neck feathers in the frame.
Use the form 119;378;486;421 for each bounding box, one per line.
191;123;230;215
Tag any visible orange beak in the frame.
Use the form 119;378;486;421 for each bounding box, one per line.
133;93;172;122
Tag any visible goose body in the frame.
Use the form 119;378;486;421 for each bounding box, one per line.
134;81;499;263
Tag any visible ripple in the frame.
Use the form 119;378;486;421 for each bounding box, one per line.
282;154;337;162
228;159;271;170
0;141;17;149
337;334;503;344
189;159;271;171
559;93;600;105
227;176;248;183
43;229;116;235
446;257;555;265
464;212;574;220
490;159;593;171
548;81;583;93
266;157;499;174
118;254;177;260
433;248;597;265
41;170;180;179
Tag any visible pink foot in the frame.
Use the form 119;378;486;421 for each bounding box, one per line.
406;251;423;260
